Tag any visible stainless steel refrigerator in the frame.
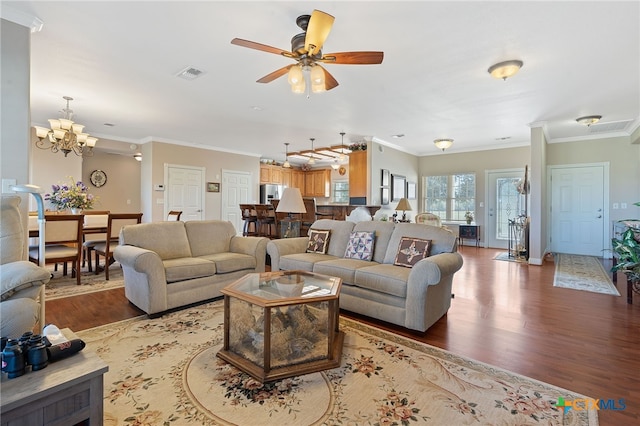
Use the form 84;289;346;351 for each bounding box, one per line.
259;184;286;204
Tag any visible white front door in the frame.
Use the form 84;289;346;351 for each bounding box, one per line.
165;164;205;221
221;170;252;234
549;164;608;256
486;169;526;249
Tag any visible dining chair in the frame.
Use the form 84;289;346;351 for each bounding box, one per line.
239;204;257;236
94;213;143;280
81;210;110;272
254;204;275;237
167;210;183;221
300;198;333;237
28;214;84;285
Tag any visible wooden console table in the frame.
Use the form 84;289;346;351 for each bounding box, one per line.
1;328;108;425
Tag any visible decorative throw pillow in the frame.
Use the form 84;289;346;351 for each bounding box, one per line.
306;229;331;254
344;231;375;261
394;237;432;268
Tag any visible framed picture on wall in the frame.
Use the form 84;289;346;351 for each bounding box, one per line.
391;174;406;201
207;182;220;193
381;169;390;187
381;187;389;205
406;182;416;200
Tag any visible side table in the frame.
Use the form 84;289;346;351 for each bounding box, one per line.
459;224;480;248
1;328;108;425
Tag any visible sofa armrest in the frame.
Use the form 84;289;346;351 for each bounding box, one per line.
229;236;269;272
114;245;168;314
266;237;308;271
405;252;464;331
1;261;50;301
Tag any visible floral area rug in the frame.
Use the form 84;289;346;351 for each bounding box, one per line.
45;263;124;300
553;254;620;296
77;301;598;425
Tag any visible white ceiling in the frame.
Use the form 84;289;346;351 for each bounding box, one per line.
4;1;640;164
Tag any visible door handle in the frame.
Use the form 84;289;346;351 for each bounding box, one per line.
596;215;602;218
196;209;202;212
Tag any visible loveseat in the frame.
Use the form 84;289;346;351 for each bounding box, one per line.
114;220;268;317
1;196;51;338
266;219;463;332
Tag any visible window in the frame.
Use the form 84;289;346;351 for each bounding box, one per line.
332;180;349;203
423;173;475;221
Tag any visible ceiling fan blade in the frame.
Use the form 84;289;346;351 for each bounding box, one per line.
231;38;293;58
319;65;339;91
320;51;384;65
256;65;294;83
305;10;335;55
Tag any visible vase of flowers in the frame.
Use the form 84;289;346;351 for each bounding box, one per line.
45;177;96;212
464;211;474;224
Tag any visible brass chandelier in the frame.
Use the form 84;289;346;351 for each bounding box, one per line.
34;96;98;157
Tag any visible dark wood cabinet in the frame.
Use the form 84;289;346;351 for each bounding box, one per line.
459;225;480;248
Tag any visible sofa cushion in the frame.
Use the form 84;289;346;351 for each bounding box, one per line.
352;221;395;263
313;258;379;285
383;223;457;264
344;231;375;261
197;252;256;273
185;220;236;256
393;237;432;268
121;222;192;260
163;257;216;283
306;229;331;254
280;253;339;272
353;264;411;298
307;219;355;257
0;261;51;301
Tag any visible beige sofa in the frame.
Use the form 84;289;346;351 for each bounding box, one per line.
267;219;463;332
114;220;268;317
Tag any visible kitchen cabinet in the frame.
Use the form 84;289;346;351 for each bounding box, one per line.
303;169;331;197
259;164;283;184
349;150;367;203
281;168;291;187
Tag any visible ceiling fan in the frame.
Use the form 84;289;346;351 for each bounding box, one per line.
231;10;384;93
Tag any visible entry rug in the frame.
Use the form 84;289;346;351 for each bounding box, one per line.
78;301;598;425
553;254;620;296
494;252;527;263
45;263;124;300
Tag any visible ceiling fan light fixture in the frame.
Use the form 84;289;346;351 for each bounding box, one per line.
488;60;523;80
434;138;454;151
287;65;303;85
576;115;602;126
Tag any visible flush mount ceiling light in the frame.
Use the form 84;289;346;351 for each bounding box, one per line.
308;138;316;164
133;153;142;162
488;60;523;80
33;96;98;157
434;138;454;151
283;142;291;168
576;115;602;126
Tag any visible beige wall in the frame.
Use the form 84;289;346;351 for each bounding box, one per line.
371;142;420;220
143;141;260;222
418;146;531;234
82;150;141;213
547;135;640;222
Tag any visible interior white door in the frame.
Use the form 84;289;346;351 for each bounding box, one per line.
166;165;204;221
221;170;252;234
550;164;606;256
486;169;525;249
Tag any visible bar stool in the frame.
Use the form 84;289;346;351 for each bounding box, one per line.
255;204;275;237
240;204;257;236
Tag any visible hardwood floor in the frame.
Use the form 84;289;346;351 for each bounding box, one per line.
46;248;639;425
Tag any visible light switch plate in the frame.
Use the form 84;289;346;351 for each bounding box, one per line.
2;178;16;193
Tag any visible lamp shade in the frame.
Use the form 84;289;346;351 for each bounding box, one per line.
395;198;412;212
276;188;307;214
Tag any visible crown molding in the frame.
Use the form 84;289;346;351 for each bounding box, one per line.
1;6;43;32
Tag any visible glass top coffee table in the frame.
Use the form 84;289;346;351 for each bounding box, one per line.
217;270;344;383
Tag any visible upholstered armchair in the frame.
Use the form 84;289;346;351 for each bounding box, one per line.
1;196;51;338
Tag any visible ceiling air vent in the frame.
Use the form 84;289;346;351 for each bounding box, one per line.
588;120;633;134
176;66;205;81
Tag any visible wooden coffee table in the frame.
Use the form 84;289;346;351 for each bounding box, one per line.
1;328;108;425
217;270;344;383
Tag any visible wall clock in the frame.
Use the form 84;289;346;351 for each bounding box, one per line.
338;166;347;176
89;170;107;188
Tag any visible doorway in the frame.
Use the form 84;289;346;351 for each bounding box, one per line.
221;170;252;235
165;164;204;221
548;163;608;256
486;169;526;249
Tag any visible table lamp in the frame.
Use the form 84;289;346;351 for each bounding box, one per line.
395;198;412;222
276;188;306;238
11;184;46;333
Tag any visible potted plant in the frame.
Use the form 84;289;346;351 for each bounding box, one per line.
464;211;474;224
611;201;640;291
